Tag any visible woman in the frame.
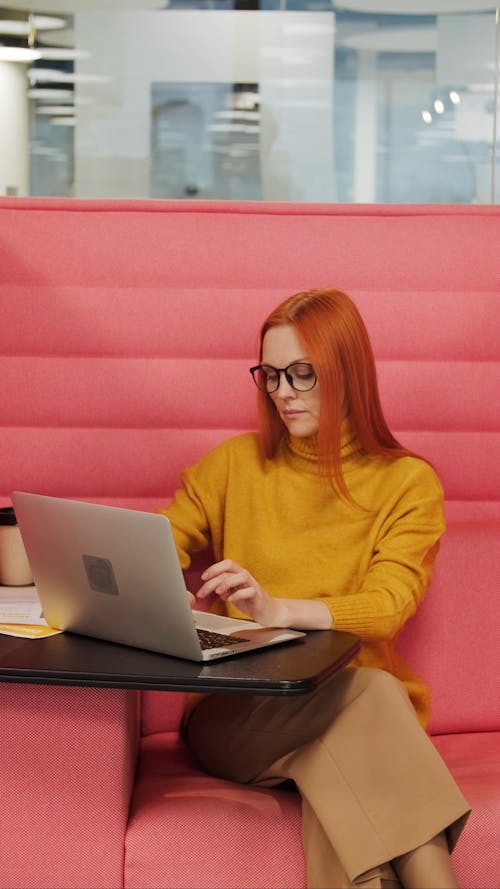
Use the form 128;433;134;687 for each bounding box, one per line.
159;289;470;889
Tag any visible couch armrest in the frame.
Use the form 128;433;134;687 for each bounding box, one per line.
0;682;140;889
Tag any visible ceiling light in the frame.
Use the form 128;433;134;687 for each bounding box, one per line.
37;47;90;61
28;67;72;82
36;105;74;115
27;87;73;101
28;68;110;84
33;93;92;107
433;99;445;114
0;46;41;62
449;90;461;105
0;16;66;36
421;110;432;124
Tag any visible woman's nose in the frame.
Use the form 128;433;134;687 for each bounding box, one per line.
275;372;296;397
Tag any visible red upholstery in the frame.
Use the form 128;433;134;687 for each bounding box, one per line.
433;733;500;889
126;733;305;889
398;522;500;736
0;683;140;889
0;198;498;889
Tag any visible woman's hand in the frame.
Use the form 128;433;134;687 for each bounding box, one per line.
197;560;333;630
196;560;288;626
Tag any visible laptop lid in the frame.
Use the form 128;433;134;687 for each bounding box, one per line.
11;492;304;662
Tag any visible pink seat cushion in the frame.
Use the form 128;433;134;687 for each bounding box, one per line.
126;731;500;889
125;732;305;889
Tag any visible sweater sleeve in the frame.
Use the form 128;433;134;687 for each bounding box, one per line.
157;440;230;570
321;463;446;642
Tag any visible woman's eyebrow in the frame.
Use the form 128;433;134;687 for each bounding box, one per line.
260;357;310;364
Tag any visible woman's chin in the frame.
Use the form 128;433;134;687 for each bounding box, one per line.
281;416;318;437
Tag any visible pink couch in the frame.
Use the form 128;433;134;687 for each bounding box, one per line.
0;197;498;889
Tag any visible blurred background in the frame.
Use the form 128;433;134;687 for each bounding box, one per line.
0;0;499;203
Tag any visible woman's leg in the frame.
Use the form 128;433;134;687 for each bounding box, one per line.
392;831;459;889
301;797;402;889
185;667;469;888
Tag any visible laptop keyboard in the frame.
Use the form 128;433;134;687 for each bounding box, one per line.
196;628;249;650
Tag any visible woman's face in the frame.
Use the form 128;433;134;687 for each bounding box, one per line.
261;324;321;438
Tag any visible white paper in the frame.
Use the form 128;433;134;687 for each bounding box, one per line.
0;586;62;637
0;585;46;624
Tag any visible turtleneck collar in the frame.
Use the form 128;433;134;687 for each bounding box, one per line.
282;418;362;473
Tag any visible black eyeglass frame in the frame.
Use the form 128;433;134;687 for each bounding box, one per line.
249;362;317;394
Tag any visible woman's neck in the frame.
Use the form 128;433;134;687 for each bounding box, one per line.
283;419;361;471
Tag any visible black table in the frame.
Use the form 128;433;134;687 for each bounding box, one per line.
0;628;360;695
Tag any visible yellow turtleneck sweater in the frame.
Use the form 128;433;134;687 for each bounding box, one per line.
159;424;445;728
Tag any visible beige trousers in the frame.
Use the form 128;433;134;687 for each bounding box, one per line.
185;667;470;889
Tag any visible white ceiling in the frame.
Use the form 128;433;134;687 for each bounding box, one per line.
1;0;497;55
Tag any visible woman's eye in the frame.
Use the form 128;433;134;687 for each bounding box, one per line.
294;365;314;379
265;372;279;386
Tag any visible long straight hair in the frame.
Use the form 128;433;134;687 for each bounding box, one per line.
257;289;418;500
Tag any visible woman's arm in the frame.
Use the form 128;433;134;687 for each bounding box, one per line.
158;481;211;571
197;461;445;639
197;560;333;629
158;439;232;569
320;475;446;641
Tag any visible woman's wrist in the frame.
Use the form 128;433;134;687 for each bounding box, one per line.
274;598;333;631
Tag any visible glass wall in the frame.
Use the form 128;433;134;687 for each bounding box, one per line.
0;1;499;203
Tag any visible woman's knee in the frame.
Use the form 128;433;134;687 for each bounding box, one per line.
352;667;408;696
329;667;414;720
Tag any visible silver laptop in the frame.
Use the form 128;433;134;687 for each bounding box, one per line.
11;492;305;662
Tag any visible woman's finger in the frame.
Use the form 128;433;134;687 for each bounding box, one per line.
201;559;238;581
225;587;256;604
197;568;252;599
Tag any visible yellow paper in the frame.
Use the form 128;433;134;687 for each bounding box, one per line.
0;623;62;639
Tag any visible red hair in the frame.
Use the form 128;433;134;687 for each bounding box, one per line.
257;289;418;500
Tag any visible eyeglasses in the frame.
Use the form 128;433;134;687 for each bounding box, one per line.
249;362;317;394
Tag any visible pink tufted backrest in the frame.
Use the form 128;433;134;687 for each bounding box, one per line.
0;198;499;735
397;521;500;735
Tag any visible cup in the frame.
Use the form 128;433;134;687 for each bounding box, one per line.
0;506;34;586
